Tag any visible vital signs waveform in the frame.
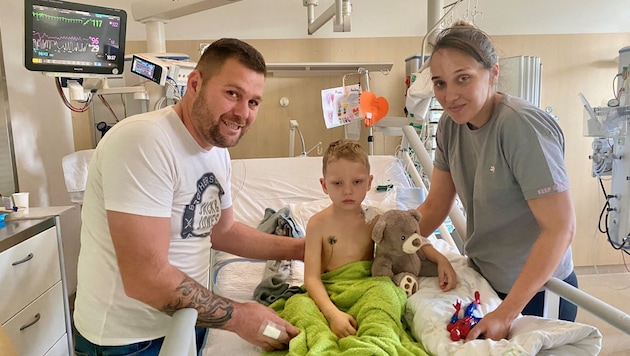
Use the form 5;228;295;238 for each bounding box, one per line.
32;31;104;54
33;11;105;28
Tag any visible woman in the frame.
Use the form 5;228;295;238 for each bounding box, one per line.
417;20;578;341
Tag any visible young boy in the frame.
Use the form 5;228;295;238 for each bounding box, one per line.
304;139;457;339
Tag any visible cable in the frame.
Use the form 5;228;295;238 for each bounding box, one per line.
613;72;623;100
121;93;128;118
154;97;168;110
597;178;610;234
231;159;247;203
98;95;120;122
597;177;630;255
294;125;307;156
165;77;182;101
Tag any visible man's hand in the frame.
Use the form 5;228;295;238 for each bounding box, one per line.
230;302;300;351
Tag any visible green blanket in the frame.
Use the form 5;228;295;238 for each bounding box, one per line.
264;261;428;356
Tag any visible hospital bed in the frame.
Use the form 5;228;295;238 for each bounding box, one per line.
160;128;630;356
198;155;604;355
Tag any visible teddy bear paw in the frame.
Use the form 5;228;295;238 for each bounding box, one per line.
398;275;419;297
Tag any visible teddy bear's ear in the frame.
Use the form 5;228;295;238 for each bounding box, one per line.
408;209;422;222
372;219;386;244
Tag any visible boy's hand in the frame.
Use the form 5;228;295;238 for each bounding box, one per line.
328;310;358;338
437;258;457;291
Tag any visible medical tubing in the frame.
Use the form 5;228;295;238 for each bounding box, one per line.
295;125;307;156
98;95;120;122
597;177;630;254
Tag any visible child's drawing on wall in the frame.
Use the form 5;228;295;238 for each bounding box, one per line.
321;84;363;129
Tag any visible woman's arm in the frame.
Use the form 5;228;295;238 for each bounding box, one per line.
417;168;458;237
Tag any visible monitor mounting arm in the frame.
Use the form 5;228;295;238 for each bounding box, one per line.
304;0;352;35
131;0;243;52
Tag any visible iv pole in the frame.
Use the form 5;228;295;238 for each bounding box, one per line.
360;68;375;155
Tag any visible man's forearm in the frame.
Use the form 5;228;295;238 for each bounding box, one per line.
215;222;304;261
161;275;235;328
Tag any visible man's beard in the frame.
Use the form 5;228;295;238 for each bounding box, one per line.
191;94;246;148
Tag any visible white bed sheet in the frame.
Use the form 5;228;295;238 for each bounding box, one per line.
203;155;601;356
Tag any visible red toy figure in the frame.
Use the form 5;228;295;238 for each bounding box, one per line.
446;291;482;341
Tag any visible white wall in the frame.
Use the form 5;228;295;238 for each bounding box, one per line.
1;1;75;207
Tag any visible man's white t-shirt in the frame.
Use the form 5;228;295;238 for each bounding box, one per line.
74;106;232;345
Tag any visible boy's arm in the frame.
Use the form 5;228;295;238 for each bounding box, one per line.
304;217;339;319
420;243;457;291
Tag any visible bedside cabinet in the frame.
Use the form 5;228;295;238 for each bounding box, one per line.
0;217;72;355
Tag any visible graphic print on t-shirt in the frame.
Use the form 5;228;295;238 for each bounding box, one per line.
181;173;224;239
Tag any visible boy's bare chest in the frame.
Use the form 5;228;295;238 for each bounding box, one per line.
321;218;374;270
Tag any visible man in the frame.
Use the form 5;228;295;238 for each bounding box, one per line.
73;38;304;355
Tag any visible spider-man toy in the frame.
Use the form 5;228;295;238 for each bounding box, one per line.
446;290;482;341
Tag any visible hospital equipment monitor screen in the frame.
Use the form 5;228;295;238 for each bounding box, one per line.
24;0;127;78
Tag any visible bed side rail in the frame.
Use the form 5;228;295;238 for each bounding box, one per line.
400;125;466;253
544;277;630;334
158;308;198;356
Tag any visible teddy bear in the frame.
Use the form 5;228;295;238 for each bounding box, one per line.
371;209;438;297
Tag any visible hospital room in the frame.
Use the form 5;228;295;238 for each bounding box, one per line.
1;0;630;355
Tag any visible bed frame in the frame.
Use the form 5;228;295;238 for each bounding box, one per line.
158;126;630;356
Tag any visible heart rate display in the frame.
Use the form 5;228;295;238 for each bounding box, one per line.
24;0;127;77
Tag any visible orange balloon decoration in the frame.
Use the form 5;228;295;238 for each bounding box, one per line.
360;91;389;127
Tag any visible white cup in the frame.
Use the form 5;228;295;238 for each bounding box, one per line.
12;192;29;212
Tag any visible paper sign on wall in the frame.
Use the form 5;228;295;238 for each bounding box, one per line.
321;84;363;129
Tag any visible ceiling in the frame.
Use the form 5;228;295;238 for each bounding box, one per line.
87;0;630;40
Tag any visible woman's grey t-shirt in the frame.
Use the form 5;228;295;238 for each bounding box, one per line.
434;94;574;294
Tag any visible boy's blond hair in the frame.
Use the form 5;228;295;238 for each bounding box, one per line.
322;139;370;176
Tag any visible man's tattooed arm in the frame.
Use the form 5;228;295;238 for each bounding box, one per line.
161;275;234;328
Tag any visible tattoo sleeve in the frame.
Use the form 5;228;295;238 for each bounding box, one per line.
161;275;235;328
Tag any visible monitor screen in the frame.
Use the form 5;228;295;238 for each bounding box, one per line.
24;0;127;78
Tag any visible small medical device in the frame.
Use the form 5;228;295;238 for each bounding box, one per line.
24;0;127;78
131;54;168;86
130;53;196;89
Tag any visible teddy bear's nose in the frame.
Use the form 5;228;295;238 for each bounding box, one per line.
412;239;420;247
